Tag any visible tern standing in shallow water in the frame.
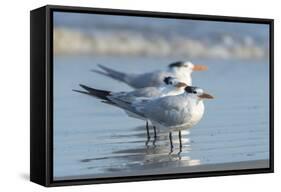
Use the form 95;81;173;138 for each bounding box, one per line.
134;86;214;152
108;85;214;153
92;61;208;88
73;76;186;143
75;84;213;153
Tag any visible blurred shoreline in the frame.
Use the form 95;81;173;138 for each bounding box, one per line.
54;27;268;60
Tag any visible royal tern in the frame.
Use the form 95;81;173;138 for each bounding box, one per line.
108;85;214;152
92;61;208;88
75;83;213;152
73;77;186;144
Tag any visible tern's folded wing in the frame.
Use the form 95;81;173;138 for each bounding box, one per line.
129;87;163;98
140;96;192;126
107;95;149;118
110;87;162;104
130;71;172;88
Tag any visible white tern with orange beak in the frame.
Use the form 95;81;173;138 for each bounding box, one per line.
92;61;208;88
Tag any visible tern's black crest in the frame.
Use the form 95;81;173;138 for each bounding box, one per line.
168;61;184;68
163;76;174;85
185;86;198;94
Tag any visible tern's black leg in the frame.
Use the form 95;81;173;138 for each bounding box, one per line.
152;126;157;146
146;121;150;137
153;126;157;138
169;132;173;154
178;131;183;157
145;121;151;146
179;131;182;149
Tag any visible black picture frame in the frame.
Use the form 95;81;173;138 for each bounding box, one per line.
30;4;274;187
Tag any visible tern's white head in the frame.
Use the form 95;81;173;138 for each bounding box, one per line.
184;86;214;100
168;61;208;74
168;61;208;86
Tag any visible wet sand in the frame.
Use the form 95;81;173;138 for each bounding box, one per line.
53;56;269;180
54;159;269;180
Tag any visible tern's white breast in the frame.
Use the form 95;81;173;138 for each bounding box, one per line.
188;100;205;127
169;99;205;131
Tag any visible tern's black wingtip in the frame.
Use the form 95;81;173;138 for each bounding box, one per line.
91;68;108;76
72;89;88;94
79;84;87;88
97;64;106;69
79;84;92;91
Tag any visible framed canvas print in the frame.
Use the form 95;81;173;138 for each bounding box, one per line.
30;5;274;187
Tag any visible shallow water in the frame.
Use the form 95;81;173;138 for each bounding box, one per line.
53;56;269;180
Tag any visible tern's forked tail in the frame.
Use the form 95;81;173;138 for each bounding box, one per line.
91;64;127;83
73;84;111;101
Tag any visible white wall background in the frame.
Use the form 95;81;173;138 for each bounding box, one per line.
0;0;279;191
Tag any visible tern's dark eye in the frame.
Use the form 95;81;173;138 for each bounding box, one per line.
184;86;198;94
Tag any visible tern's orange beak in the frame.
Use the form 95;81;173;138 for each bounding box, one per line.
193;65;208;71
198;92;214;99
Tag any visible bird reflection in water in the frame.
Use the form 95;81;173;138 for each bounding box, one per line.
80;125;201;173
145;125;186;158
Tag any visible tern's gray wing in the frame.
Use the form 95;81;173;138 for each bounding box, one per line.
127;87;163;97
110;87;162;103
137;95;192;127
129;71;173;88
94;64;137;85
107;95;149;118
